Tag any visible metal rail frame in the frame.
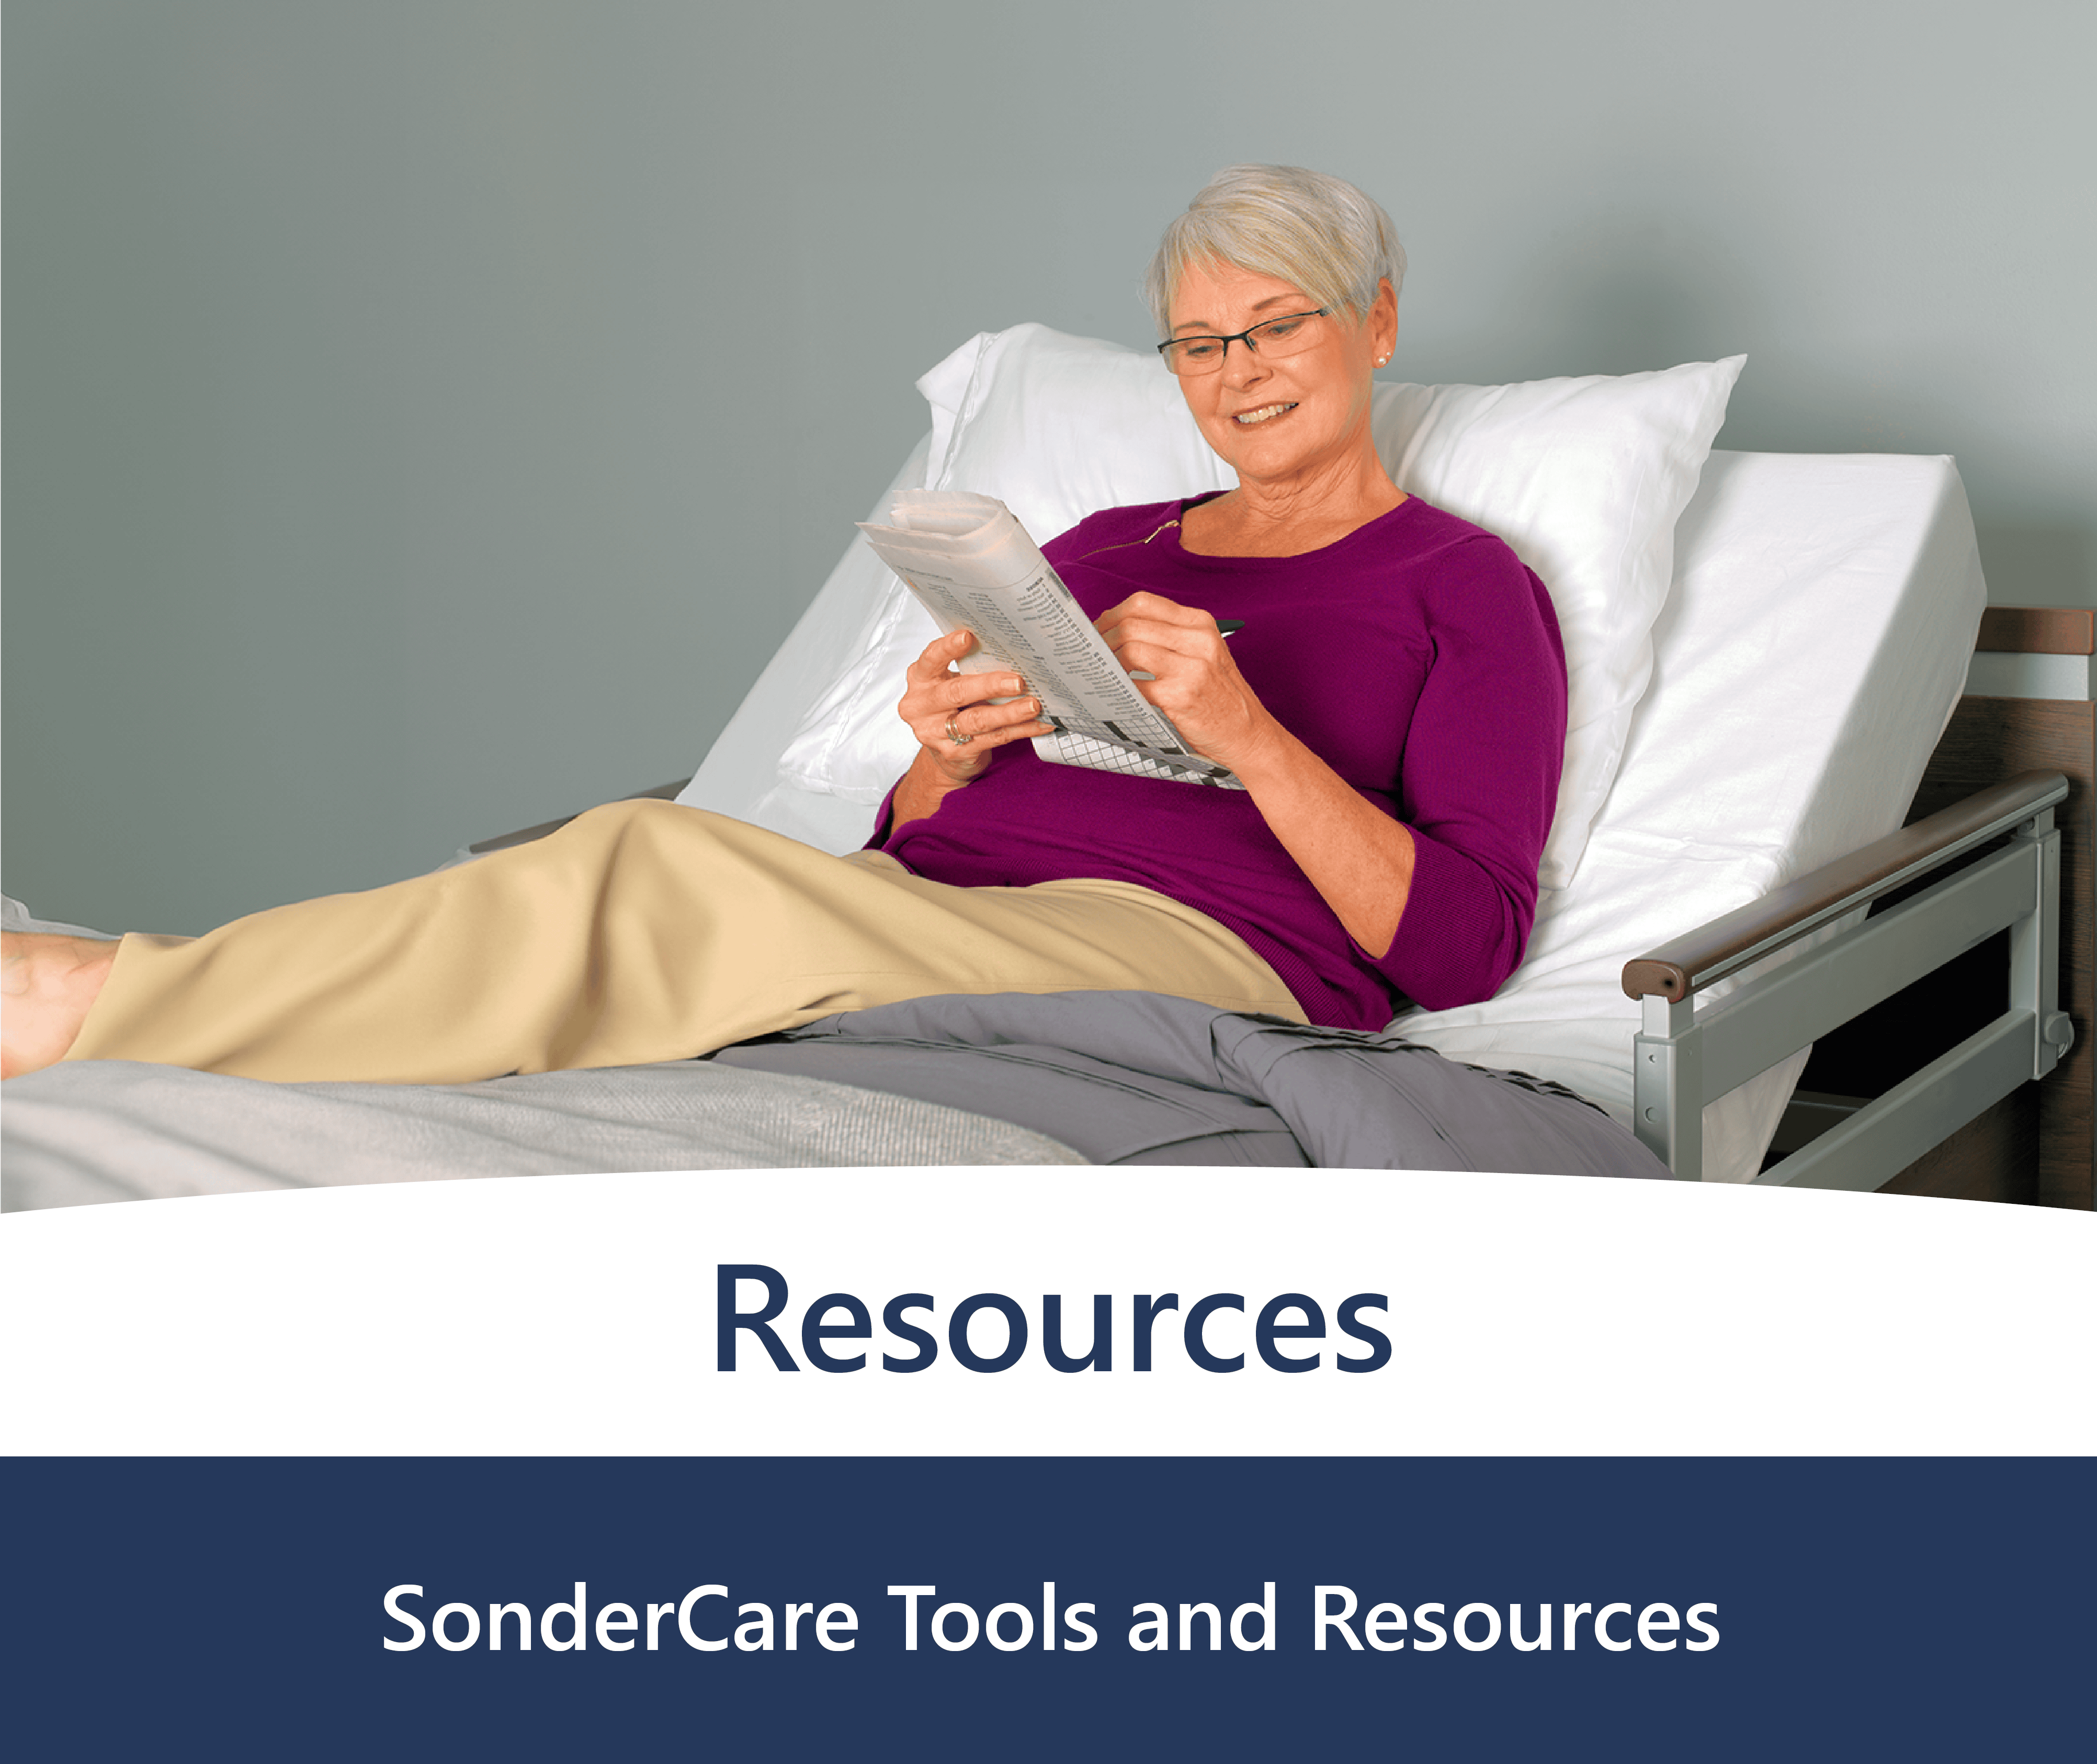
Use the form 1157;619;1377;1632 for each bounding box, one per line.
1631;788;2073;1189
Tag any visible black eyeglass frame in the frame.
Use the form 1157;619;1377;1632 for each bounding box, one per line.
1154;308;1333;373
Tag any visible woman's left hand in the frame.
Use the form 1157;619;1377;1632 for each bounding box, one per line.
1095;592;1279;772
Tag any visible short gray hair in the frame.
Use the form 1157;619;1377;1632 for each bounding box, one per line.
1144;164;1405;338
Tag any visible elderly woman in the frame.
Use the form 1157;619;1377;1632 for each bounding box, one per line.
2;165;1563;1085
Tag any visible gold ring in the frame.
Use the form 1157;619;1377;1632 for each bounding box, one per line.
945;715;972;745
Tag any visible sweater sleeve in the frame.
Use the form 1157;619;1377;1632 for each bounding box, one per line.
1366;538;1567;1011
864;783;901;851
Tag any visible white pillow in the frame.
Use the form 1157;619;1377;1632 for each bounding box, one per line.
919;322;1239;549
1374;359;1743;884
778;323;1741;888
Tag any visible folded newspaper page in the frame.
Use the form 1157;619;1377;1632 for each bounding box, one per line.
857;491;1244;790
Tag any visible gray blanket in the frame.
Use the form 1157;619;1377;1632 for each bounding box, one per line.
2;988;1664;1211
738;991;1667;1178
0;1059;1085;1211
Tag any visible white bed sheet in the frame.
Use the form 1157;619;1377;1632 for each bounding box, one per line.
683;446;1987;1181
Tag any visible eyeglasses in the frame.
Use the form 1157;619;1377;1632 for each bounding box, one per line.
1155;309;1331;377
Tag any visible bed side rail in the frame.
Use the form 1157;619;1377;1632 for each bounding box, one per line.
1622;770;2073;1188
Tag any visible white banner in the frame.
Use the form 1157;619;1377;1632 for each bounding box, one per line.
4;1167;2090;1455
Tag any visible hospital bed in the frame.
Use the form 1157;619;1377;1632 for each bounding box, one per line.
5;329;2089;1210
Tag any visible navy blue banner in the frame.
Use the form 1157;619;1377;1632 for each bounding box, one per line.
5;1458;2088;1757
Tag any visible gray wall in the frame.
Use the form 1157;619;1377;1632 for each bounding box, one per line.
7;0;2092;935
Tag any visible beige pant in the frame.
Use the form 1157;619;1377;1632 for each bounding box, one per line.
63;799;1303;1084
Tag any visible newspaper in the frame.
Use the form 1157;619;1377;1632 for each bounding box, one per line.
857;491;1244;790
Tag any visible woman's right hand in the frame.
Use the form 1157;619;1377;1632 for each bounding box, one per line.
898;628;1051;790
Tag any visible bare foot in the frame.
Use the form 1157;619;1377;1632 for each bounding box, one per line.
1;932;120;1078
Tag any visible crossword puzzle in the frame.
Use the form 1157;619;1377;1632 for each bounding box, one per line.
1040;724;1245;790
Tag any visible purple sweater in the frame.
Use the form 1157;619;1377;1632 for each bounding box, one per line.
873;494;1568;1030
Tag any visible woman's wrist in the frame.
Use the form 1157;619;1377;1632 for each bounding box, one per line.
1208;707;1299;792
891;747;969;832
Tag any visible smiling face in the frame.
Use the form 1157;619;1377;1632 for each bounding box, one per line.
1166;258;1397;496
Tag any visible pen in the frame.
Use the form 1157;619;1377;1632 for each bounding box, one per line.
1131;618;1245;682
